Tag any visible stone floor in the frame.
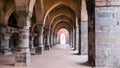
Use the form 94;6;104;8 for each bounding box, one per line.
0;44;91;68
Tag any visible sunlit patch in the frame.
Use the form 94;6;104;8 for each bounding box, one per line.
57;28;69;45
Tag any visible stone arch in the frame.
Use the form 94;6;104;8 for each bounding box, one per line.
50;14;72;25
43;1;76;27
53;21;72;34
50;15;72;29
52;20;72;32
31;24;39;33
4;6;15;26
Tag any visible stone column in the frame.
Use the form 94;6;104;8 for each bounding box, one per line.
35;25;44;54
81;21;88;55
71;30;74;48
1;34;11;55
69;32;72;47
76;25;79;51
72;30;74;49
73;27;76;50
51;31;54;47
15;17;31;66
78;17;81;54
88;15;95;66
54;33;57;45
53;32;56;46
95;0;120;67
30;35;34;49
49;30;52;48
44;29;50;50
47;30;50;49
85;0;95;66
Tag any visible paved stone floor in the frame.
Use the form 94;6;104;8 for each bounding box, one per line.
0;44;91;68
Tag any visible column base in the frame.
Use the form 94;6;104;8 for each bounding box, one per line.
15;50;31;66
35;47;43;55
45;45;50;50
4;51;12;55
88;57;95;66
3;48;12;55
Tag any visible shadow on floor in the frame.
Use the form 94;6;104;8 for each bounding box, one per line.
76;61;91;67
4;64;14;66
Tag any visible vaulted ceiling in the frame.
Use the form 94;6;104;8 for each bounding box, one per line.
0;0;89;33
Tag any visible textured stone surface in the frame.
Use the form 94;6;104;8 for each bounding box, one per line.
15;51;31;66
95;1;120;67
81;21;88;55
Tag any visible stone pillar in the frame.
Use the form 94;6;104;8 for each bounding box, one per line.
95;0;120;67
72;30;74;48
15;17;31;66
76;25;79;51
53;32;56;46
1;34;12;55
85;0;95;66
88;16;95;66
54;33;57;45
81;21;88;55
49;30;52;48
44;29;50;50
52;32;55;46
51;31;54;47
73;27;76;50
30;35;34;49
0;27;12;55
35;25;44;54
69;32;72;47
70;31;73;48
78;18;81;54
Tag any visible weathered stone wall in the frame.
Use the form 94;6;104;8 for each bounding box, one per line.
81;21;88;55
96;0;120;67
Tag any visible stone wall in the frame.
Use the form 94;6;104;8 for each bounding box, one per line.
96;0;120;67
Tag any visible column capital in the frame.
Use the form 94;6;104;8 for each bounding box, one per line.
16;17;31;28
36;24;44;34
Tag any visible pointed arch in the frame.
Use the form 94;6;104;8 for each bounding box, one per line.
43;1;75;27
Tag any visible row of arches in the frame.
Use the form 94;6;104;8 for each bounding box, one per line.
0;0;97;67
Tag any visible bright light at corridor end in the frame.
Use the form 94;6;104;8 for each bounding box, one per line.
57;28;69;45
60;33;65;44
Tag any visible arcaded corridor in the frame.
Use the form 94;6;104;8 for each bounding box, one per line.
1;0;120;68
0;44;90;68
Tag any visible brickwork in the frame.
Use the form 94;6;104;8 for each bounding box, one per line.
96;0;120;67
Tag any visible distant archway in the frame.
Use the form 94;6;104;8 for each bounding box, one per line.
57;28;69;44
60;33;65;44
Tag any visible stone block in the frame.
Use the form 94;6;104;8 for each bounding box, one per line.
96;57;114;67
98;7;117;13
96;2;106;6
107;1;120;6
96;50;106;59
99;37;120;44
113;12;120;19
15;51;31;66
96;18;117;26
96;59;105;67
96;44;113;59
117;7;120;12
114;32;120;37
97;12;113;18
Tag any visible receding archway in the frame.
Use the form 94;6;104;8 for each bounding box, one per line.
57;28;69;45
